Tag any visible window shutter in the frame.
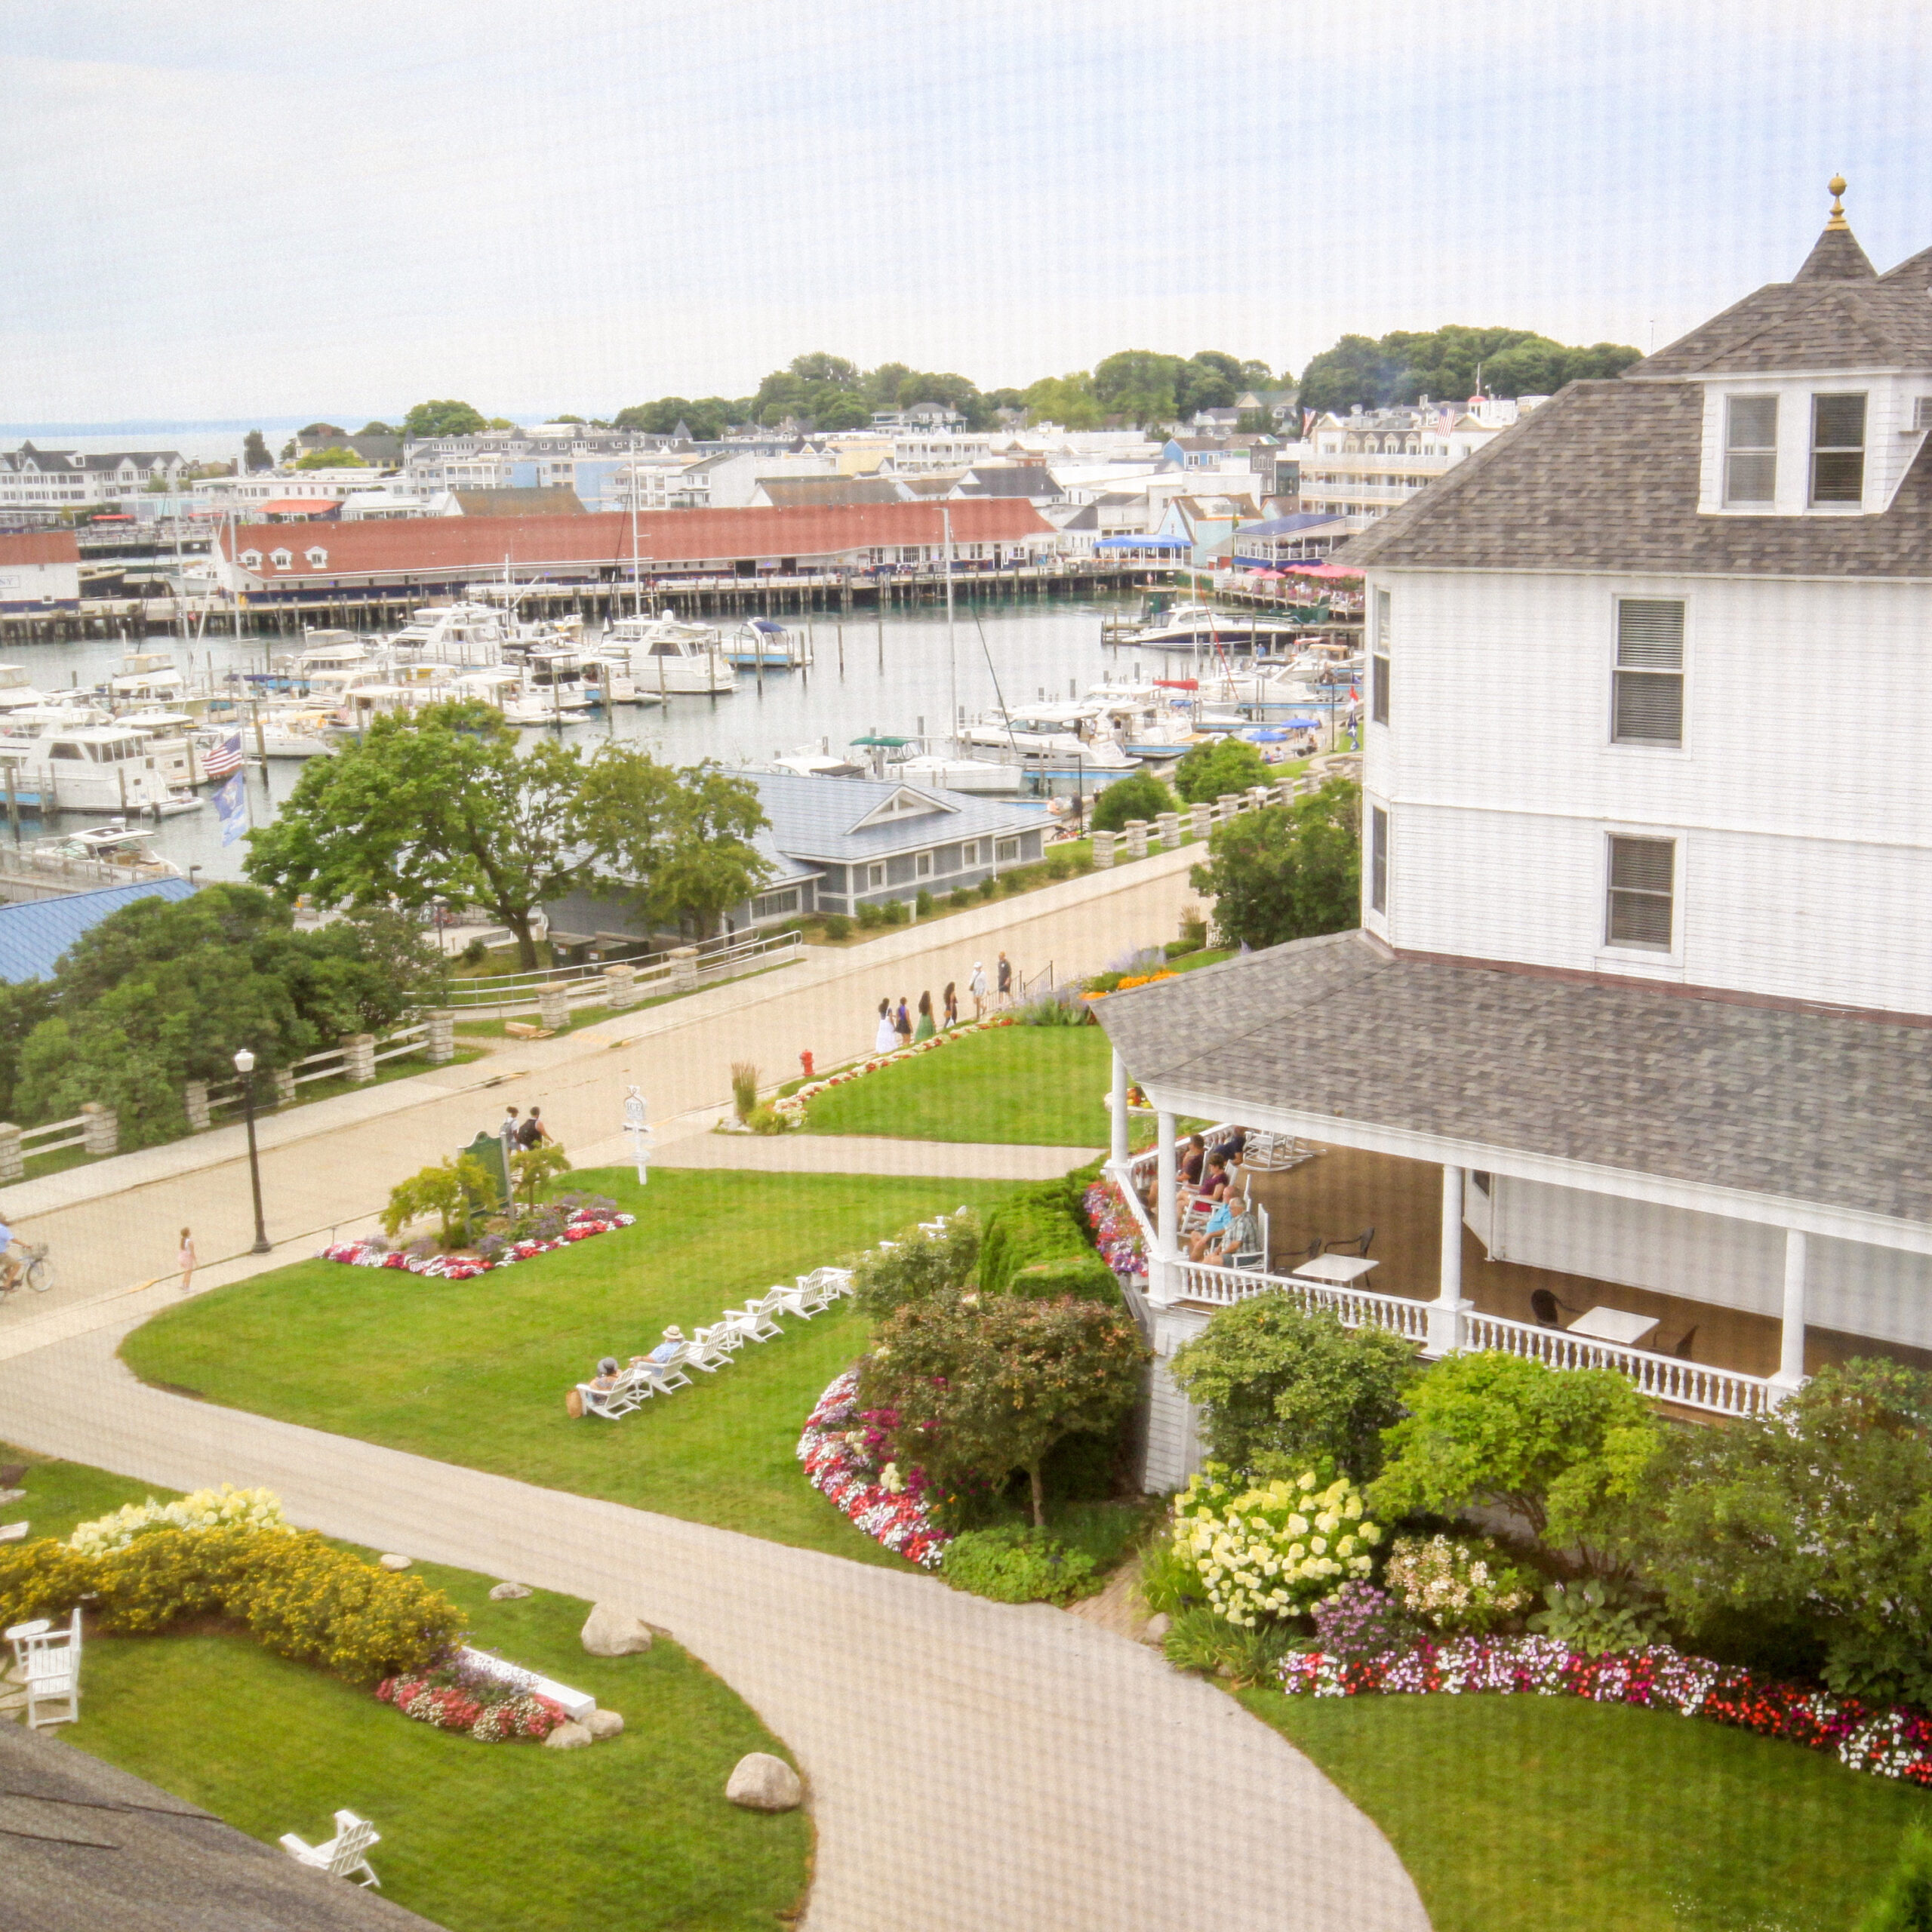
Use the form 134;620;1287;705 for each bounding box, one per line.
1370;806;1389;915
1614;600;1684;745
1372;588;1391;726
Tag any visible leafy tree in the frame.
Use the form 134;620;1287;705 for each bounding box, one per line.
1296;334;1402;414
1176;350;1244;416
1169;1300;1419;1482
382;1152;500;1247
1092;350;1186;426
810;390;871;432
357;420;395;436
292;446;367;469
1089;771;1177;834
849;1212;981;1319
1648;1361;1932;1706
863;361;913;409
245;702;588;969
1860;1828;1932;1932
571;743;769;940
242;429;273;472
863;1292;1148;1526
1297;325;1640;414
297;421;346;438
612;397;728;441
511;1141;571;1208
1189;779;1360;949
1370;1352;1663;1565
401;399;489;440
1174;737;1271;804
1021;374;1103;430
789;351;859;386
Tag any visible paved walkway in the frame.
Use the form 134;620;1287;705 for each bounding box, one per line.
0;1314;1428;1932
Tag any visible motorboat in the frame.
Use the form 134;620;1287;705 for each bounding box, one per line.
18;822;184;881
845;732;1024;794
151;791;203;817
604;614;736;695
958;705;1137;771
385;602;509;667
730;617;811;669
1108;604;1304;652
0;665;50;715
0;724;178;814
118;709;203;786
771;743;869;779
99;651;190;709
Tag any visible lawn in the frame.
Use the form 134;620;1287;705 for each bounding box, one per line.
4;1451;810;1931
122;1168;1018;1567
1244;1685;1930;1932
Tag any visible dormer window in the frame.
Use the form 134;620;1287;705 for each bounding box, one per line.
1724;397;1777;504
305;546;328;566
1810;393;1866;505
269;548;293;569
238;549;261;568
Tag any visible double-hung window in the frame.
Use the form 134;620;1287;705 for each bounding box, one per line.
1369;805;1389;915
1371;587;1391;725
1613;599;1684;746
1605;835;1675;951
1810;393;1866;506
1724;397;1777;504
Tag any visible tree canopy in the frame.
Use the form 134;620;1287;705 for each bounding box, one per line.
401;399;490;440
1088;771;1177;834
241;430;273;473
244;705;769;966
1173;737;1272;804
1189;778;1360;949
1297;325;1641;414
292;445;368;469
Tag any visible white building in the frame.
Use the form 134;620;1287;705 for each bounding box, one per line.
0;443;186;513
1299;399;1534;531
0;532;80;612
1097;184;1932;1485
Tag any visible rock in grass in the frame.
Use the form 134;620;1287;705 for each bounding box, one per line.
580;1602;653;1657
1140;1612;1171;1645
543;1721;594;1751
726;1752;803;1811
586;1709;625;1740
377;1554;411;1571
488;1581;533;1601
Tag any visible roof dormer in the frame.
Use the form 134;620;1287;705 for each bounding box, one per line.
849;785;954;831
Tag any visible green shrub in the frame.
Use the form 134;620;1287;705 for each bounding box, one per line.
943;1526;1097;1604
1044;852;1073;881
1860;1827;1932;1932
1161;1606;1299;1684
850;1211;981;1318
1174;737;1270;805
746;1103;788;1136
1528;1577;1666;1656
0;1539;92;1630
977;1181;1094;1294
730;1060;760;1122
976;875;999;900
1090;771;1178;833
884;898;911;926
1138;1534;1203;1618
1008;1251;1121;1305
946;888;974;909
855;902;886;930
822;913;852;940
998;871;1026;896
915;888;934;917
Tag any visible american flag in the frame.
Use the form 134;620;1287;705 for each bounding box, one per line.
201;732;243;780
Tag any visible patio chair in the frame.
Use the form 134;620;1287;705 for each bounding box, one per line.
1530;1289;1562;1327
684;1328;738;1372
279;1810;380;1887
637;1355;692;1393
798;1267;853;1310
765;1283;814;1321
5;1608;81;1728
577;1371;649;1420
1670;1324;1700;1360
724;1303;783;1344
1328;1227;1374;1259
1226;1205;1271;1273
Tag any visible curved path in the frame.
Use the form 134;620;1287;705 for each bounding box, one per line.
0;1315;1429;1932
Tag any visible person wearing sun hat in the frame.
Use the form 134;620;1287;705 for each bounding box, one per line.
968;960;989;1020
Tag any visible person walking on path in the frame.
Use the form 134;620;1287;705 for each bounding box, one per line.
997;952;1013;1008
913;991;936;1042
942;980;958;1029
968;961;989;1020
498;1106;521;1167
177;1228;196;1295
517;1106;552;1149
874;999;897;1054
894;998;914;1045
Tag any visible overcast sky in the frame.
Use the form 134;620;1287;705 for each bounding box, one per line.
2;0;1928;426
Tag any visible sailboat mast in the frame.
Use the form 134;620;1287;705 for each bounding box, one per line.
943;506;957;752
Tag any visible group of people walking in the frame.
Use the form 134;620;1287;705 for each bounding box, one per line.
872;954;1015;1053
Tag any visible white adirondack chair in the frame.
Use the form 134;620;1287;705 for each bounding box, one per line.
799;1266;854;1307
764;1283;814;1321
280;1810;381;1887
579;1369;649;1418
634;1355;691;1394
6;1609;81;1728
723;1303;783;1344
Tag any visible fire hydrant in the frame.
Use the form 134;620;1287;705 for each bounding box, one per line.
799;1050;814;1079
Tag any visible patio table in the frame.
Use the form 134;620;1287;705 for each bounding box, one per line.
1565;1305;1660;1347
1291;1254;1380;1287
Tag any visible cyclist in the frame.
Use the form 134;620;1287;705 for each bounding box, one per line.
0;1219;20;1297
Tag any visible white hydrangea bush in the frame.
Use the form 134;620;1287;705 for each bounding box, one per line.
68;1484;290;1558
1171;1466;1380;1627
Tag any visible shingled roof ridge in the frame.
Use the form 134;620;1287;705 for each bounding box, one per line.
1878;245;1932;288
1792;220;1878;283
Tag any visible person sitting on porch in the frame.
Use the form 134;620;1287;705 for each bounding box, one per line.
1191;1152;1231;1210
1179;1136;1207;1189
1201;1198;1260;1269
1188;1183;1238;1261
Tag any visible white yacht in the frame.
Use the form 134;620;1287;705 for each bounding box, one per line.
0;665;49;716
959;705;1137;771
18;823;184;881
603;614;735;695
1111;603;1305;653
0;724;177;813
386;603;509;667
730;617;811;669
100;651;190;710
849;732;1025;795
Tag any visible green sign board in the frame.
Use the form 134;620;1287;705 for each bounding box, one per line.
465;1129;510;1208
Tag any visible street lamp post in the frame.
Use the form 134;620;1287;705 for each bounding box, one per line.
233;1048;272;1254
432;896;450;1008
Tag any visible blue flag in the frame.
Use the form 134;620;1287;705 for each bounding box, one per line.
214;771;248;846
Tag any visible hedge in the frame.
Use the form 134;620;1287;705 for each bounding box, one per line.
1010;1251;1121;1305
977;1161;1121;1305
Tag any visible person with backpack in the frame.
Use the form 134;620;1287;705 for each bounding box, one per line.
517;1107;552;1149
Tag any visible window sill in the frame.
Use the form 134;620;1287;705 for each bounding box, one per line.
1594;948;1684;976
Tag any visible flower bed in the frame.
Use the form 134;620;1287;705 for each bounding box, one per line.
774;1016;1016;1122
1082;1174;1147;1279
377;1665;571;1744
1279;1636;1932;1787
321;1206;635;1281
797;1367;950;1568
69;1484;288;1558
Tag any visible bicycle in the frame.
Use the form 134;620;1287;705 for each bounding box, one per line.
0;1243;52;1301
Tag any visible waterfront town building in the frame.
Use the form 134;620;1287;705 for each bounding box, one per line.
1298;399;1534;531
0;443;186;515
0;531;81;613
1098;184;1932;1485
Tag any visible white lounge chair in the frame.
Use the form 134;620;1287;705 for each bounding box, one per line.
635;1355;691;1393
675;1331;737;1374
5;1610;81;1728
765;1284;814;1321
724;1303;783;1343
798;1266;853;1309
280;1810;380;1887
578;1370;649;1419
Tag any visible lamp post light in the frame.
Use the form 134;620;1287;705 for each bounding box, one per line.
232;1048;272;1254
432;896;450;1008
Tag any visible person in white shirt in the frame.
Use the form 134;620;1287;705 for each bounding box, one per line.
968;962;989;1020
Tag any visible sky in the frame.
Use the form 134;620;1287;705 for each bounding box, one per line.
2;0;1929;429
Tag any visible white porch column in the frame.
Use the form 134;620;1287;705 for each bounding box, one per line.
1153;1109;1180;1302
1772;1228;1808;1396
1109;1049;1131;1167
1423;1164;1472;1358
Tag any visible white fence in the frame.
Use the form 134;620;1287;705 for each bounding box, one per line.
441;929;802;1018
1115;1139;1777;1420
19;1113;90;1161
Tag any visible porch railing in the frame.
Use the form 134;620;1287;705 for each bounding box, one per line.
1110;1137;1778;1420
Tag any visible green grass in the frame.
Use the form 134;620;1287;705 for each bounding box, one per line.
122;1168;1017;1567
1243;1686;1930;1932
804;1025;1115;1146
1;1451;807;1931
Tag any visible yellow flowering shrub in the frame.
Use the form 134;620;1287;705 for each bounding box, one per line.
1171;1465;1380;1627
68;1484;288;1557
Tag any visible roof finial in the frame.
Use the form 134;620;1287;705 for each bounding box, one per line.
1826;174;1849;231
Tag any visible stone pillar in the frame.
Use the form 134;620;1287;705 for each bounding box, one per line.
1189;801;1213;841
0;1124;22;1183
80;1103;118;1158
1275;777;1298;810
1154;1109;1179;1303
1156;811;1180;850
601;964;640;1011
1109;1049;1131;1167
183;1080;211;1132
1424;1164;1472;1358
272;1066;297;1108
426;1011;455;1065
1124;818;1149;860
342;1033;377;1084
536;984;571;1032
1773;1229;1808;1396
667;946;700;994
1091;829;1117;870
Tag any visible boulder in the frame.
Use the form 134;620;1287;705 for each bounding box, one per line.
726;1752;803;1812
377;1554;411;1571
1140;1612;1171;1646
488;1581;533;1601
543;1721;594;1751
580;1602;653;1657
586;1708;625;1740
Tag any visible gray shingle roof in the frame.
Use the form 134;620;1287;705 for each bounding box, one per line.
0;1719;437;1930
747;770;1044;861
1094;929;1932;1228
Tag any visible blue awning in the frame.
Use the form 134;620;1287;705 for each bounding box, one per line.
1095;534;1191;550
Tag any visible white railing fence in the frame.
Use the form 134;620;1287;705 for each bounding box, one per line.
20;1114;88;1159
1109;1133;1777;1420
441;928;801;1015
